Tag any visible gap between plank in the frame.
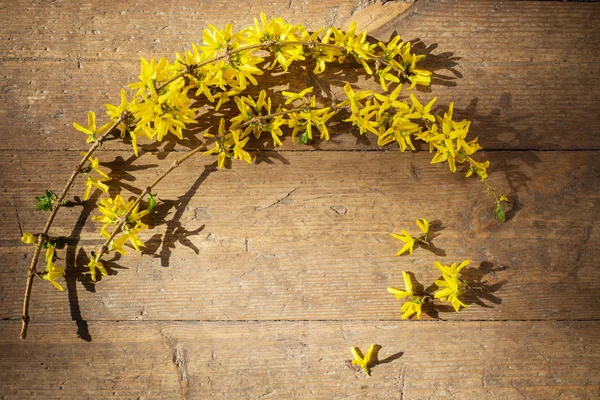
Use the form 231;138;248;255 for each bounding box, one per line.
1;148;599;153
2;318;599;323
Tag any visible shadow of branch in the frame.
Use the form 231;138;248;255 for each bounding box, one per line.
62;190;105;342
142;161;217;267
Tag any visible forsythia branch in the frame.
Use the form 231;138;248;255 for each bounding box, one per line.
94;136;218;265
20;111;129;339
19;13;508;341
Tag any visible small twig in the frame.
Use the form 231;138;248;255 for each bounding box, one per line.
233;106;305;130
255;187;300;211
94;136;218;264
160;41;277;90
280;40;411;81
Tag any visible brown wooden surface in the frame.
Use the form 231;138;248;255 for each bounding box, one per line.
1;0;599;399
1;321;599;399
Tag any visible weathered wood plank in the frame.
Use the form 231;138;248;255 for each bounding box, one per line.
3;1;597;63
1;320;598;399
0;0;364;59
1;1;598;151
2;150;598;322
376;0;600;64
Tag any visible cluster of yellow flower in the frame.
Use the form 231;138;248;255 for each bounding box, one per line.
86;195;150;281
388;219;471;320
341;84;489;177
387;261;471;320
24;14;499;292
391;218;429;256
348;219;475;375
352;260;471;375
202;86;340;167
98;15;436;163
80;12;490;184
21;234;66;291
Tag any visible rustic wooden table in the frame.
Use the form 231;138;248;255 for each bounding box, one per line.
1;0;599;398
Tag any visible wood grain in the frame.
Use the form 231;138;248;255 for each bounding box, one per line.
1;320;598;399
375;0;600;63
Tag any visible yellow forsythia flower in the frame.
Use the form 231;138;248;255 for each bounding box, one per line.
130;82;197;144
391;230;415;256
400;300;422;320
351;344;378;374
407;93;436;123
416;218;429;237
83;176;109;201
243;13;305;71
387;271;414;299
387;271;423;320
43;265;66;291
282;87;313;105
127;57;170;95
93;194;149;239
73;111;112;144
80;155;111;201
87;256;107;282
21;232;38;245
104;88;134;139
43;245;65;291
124;221;148;252
204;118;231;169
231;129;252;164
465;159;490;181
434;260;470;312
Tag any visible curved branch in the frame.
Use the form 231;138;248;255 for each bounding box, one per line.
20;111;129;339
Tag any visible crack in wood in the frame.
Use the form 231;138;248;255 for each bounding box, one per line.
158;328;189;400
410;162;421;182
399;367;407;399
13;195;23;237
254;187;300;211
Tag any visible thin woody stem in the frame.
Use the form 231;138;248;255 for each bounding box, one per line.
156;41;277;89
233;106;307;129
276;40;411;81
20;111;129;340
158;38;409;91
373;57;411;82
415;235;429;245
235;102;348;130
195;41;275;68
94;136;218;263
